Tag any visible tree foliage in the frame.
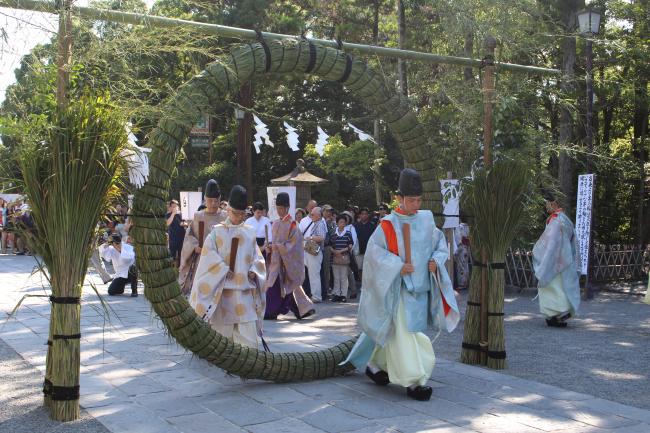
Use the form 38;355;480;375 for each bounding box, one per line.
1;0;648;244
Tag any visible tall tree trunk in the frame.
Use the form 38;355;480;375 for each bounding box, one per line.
558;4;579;212
373;0;382;205
464;31;474;81
397;0;408;96
632;0;649;243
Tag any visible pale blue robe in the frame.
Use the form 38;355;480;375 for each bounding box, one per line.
343;210;459;387
533;211;581;317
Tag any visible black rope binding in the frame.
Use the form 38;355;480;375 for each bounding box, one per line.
487;350;507;360
50;384;80;401
254;29;272;72
472;261;505;269
305;41;317;74
336;37;343;50
467;301;481;307
49;296;80;304
479;54;495;69
462;342;485;352
43;378;52;396
338;54;353;83
487;312;505;317
53;333;82;340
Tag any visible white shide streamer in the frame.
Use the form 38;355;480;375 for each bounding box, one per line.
121;123;151;189
283;121;300;152
253;114;274;154
347;122;376;143
315;126;329;156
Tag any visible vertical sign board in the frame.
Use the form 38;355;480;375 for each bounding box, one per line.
179;191;204;221
266;186;296;221
575;174;595;275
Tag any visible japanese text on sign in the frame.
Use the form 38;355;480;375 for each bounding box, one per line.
575;174;594;275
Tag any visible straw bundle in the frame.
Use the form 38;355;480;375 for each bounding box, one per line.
459;160;528;369
17;95;126;421
132;39;438;380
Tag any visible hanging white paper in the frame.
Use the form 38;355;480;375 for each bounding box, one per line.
253;115;274;154
440;179;461;229
121;123;151;189
575;174;595;275
315;126;329;156
348;122;376;143
284;122;300;152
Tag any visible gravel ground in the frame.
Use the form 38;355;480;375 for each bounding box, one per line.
0;338;111;433
308;281;650;410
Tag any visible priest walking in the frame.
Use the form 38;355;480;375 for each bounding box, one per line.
533;191;581;327
189;185;267;349
343;168;459;401
179;179;227;295
264;192;315;320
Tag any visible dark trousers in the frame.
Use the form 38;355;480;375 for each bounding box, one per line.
303;266;311;297
108;265;138;295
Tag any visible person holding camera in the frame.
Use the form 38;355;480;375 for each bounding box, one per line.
99;234;138;297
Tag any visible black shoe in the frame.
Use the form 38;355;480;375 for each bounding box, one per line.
407;385;432;401
340;296;347;303
365;367;390;386
300;309;315;319
557;312;571;322
545;317;567;328
331;295;341;302
131;291;138;298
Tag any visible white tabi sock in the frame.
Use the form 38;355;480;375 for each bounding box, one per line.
367;363;381;374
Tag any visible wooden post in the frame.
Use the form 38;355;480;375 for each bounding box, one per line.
479;36;497;365
443;171;454;283
55;0;72;109
373;119;382;206
481;36;496;167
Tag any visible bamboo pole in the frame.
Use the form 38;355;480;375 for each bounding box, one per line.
0;0;560;76
478;36;497;366
54;0;71;109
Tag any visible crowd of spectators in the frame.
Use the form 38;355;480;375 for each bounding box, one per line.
0;197;35;255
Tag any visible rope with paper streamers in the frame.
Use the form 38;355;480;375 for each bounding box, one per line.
240;104;377;156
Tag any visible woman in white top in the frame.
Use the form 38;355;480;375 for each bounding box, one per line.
245;202;273;249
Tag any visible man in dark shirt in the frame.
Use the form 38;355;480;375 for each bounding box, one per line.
353;207;376;282
165;199;185;265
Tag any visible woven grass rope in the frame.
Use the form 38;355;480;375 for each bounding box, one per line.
131;39;437;381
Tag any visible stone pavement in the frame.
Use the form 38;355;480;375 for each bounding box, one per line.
2;253;650;433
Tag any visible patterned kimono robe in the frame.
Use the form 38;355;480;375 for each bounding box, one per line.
533;210;581;318
264;214;313;318
179;209;226;294
344;210;459;387
189;218;266;348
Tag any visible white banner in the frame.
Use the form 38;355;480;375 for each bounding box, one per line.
179;191;203;221
440;179;460;229
575;174;595;275
266;186;296;221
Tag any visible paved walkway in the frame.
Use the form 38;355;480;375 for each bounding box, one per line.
2;253;650;433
